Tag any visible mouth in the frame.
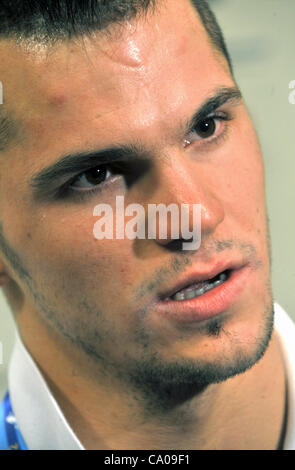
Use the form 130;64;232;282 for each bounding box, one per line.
155;262;251;323
167;269;231;302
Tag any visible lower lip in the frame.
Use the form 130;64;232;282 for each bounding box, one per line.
154;265;251;323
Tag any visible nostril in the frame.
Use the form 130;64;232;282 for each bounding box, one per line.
155;236;196;252
161;239;185;252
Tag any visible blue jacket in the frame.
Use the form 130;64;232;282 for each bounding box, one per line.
0;392;28;450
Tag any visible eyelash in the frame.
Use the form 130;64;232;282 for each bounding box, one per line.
59;111;233;202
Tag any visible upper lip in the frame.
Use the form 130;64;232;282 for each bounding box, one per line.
159;259;247;300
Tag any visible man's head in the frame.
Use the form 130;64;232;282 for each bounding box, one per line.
0;0;273;407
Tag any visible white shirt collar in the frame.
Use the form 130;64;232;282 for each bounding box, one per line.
8;303;295;450
271;303;295;450
8;326;84;450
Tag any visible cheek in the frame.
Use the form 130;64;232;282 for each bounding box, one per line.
220;121;266;231
219;126;271;272
0;165;141;312
27;211;137;298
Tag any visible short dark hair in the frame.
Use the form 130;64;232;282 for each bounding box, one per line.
191;1;233;74
0;0;232;73
0;0;233;151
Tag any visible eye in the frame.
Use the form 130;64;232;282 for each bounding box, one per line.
70;166;112;191
194;117;218;138
185;114;228;145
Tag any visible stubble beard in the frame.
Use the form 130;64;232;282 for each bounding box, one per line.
122;216;275;412
0;215;275;413
124;292;275;413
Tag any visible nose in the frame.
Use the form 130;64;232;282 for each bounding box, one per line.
142;154;225;249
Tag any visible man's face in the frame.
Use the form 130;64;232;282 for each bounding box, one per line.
0;0;273;393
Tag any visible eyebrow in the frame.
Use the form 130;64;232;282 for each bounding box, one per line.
30;86;242;201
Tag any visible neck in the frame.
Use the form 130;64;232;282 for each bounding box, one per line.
17;311;287;450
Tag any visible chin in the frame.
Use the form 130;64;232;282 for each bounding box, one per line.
126;300;275;407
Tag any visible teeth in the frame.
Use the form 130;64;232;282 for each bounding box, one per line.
174;292;186;301
171;272;228;301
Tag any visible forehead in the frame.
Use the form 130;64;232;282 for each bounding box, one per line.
0;0;231;159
